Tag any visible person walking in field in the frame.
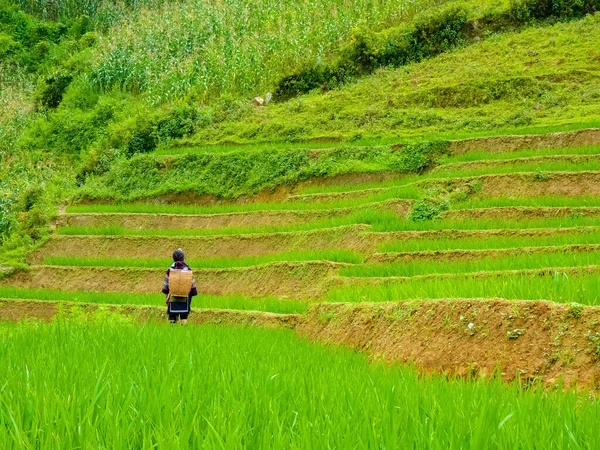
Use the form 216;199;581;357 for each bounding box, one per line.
162;249;198;324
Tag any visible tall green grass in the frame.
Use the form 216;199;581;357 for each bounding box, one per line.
1;321;599;448
0;288;307;314
43;250;363;269
380;227;600;253
341;249;600;278
328;270;600;306
86;0;441;103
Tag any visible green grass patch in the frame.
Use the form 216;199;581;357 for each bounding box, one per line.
341;249;600;278
328;270;600;306
184;15;600;145
43;250;363;269
1;321;599;447
0;288;307;314
380;228;600;253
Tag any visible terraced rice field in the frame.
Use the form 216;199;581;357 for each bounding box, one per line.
5;129;600;447
3;129;600;389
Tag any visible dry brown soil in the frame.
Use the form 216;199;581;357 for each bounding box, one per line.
57;199;411;231
31;225;373;262
423;171;600;198
450;128;600;154
297;300;600;389
2;262;342;299
443;207;600;221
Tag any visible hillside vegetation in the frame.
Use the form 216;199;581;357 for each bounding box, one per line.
0;0;599;253
4;1;600;445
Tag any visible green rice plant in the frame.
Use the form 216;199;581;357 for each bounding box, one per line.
43;249;364;268
380;227;600;253
55;209;400;236
340;249;600;278
0;321;599;448
327;270;600;306
0;287;307;314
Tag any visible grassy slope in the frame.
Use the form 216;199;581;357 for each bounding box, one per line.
184;14;600;144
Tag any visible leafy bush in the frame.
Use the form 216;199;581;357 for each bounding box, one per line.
394;141;451;173
409;198;450;222
36;70;73;108
76;141;451;202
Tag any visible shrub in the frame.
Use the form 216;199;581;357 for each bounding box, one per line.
409;198;450;222
36;70;73;108
394;141;451;173
156;105;201;142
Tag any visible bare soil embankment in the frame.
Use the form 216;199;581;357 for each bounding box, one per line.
57;199;411;230
0;299;300;328
2;262;342;299
442;207;600;221
367;243;600;264
297;300;600;388
371;226;600;243
433;154;600;174
31;225;372;262
449;128;600;154
424;171;600;198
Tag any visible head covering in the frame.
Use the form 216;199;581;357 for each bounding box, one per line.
173;248;185;262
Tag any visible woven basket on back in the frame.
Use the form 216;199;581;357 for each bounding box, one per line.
169;269;193;296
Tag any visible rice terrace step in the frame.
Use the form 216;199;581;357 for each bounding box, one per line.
4;1;600;445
